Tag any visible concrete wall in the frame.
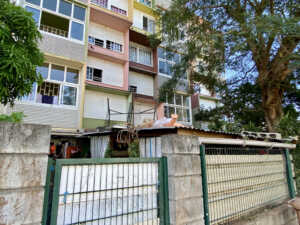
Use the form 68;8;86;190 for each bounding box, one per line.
233;204;298;225
0;122;51;225
11;103;80;129
160;134;204;225
39;33;86;63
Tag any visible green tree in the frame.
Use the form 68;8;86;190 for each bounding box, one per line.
156;0;300;132
0;0;43;106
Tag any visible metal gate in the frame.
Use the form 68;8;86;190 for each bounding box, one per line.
42;157;170;225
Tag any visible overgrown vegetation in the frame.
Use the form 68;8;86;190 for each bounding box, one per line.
128;139;140;158
154;0;299;132
104;145;113;158
0;112;24;123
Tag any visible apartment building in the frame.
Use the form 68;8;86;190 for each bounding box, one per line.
128;0;157;126
11;0;217;133
83;0;132;129
13;0;88;133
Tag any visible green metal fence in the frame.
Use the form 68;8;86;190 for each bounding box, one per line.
42;157;170;225
201;144;295;225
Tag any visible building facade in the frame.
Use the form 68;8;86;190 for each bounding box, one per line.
10;0;217;133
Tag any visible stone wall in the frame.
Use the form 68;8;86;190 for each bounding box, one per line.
161;134;204;225
0;122;51;225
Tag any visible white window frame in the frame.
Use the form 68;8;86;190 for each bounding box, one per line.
142;15;155;34
86;66;103;83
164;94;192;123
158;47;188;80
20;62;80;109
129;43;153;66
88;35;123;53
24;0;86;44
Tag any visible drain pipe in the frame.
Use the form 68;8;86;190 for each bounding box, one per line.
288;198;300;224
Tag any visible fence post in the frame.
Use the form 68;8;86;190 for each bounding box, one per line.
162;156;170;225
200;145;210;225
284;149;296;198
50;161;63;225
42;158;55;225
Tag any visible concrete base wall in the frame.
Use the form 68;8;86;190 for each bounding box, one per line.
0;122;51;225
234;204;298;225
161;134;204;225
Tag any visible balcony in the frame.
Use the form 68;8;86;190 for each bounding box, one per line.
91;0;108;8
91;0;127;16
40;24;68;38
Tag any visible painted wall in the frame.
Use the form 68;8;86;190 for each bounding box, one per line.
39;33;86;63
109;0;129;12
89;22;124;46
84;90;128;122
129;71;154;96
87;56;124;87
132;9;155;31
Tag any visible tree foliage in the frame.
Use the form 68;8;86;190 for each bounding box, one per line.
195;72;300;137
0;0;43;106
155;0;300;132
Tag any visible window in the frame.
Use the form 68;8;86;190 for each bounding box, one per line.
111;5;127;15
91;0;108;9
139;0;152;7
88;36;104;47
129;44;152;66
50;64;64;81
71;21;84;41
25;6;40;24
164;94;191;123
25;0;40;6
106;40;122;53
40;12;69;38
142;16;155;34
25;0;86;42
61;86;77;106
37;82;60;105
158;47;186;78
73;5;86;21
86;67;102;82
43;0;57;11
59;0;72;16
66;68;79;84
129;85;137;93
37;63;49;79
21;63;79;107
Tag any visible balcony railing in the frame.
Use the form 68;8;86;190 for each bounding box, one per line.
91;0;108;8
39;24;68;38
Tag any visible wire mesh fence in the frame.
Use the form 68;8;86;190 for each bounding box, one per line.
44;158;169;225
204;145;290;225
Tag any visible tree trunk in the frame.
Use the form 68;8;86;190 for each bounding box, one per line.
260;83;284;132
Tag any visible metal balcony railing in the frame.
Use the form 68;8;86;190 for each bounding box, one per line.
39;24;68;38
91;0;108;8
